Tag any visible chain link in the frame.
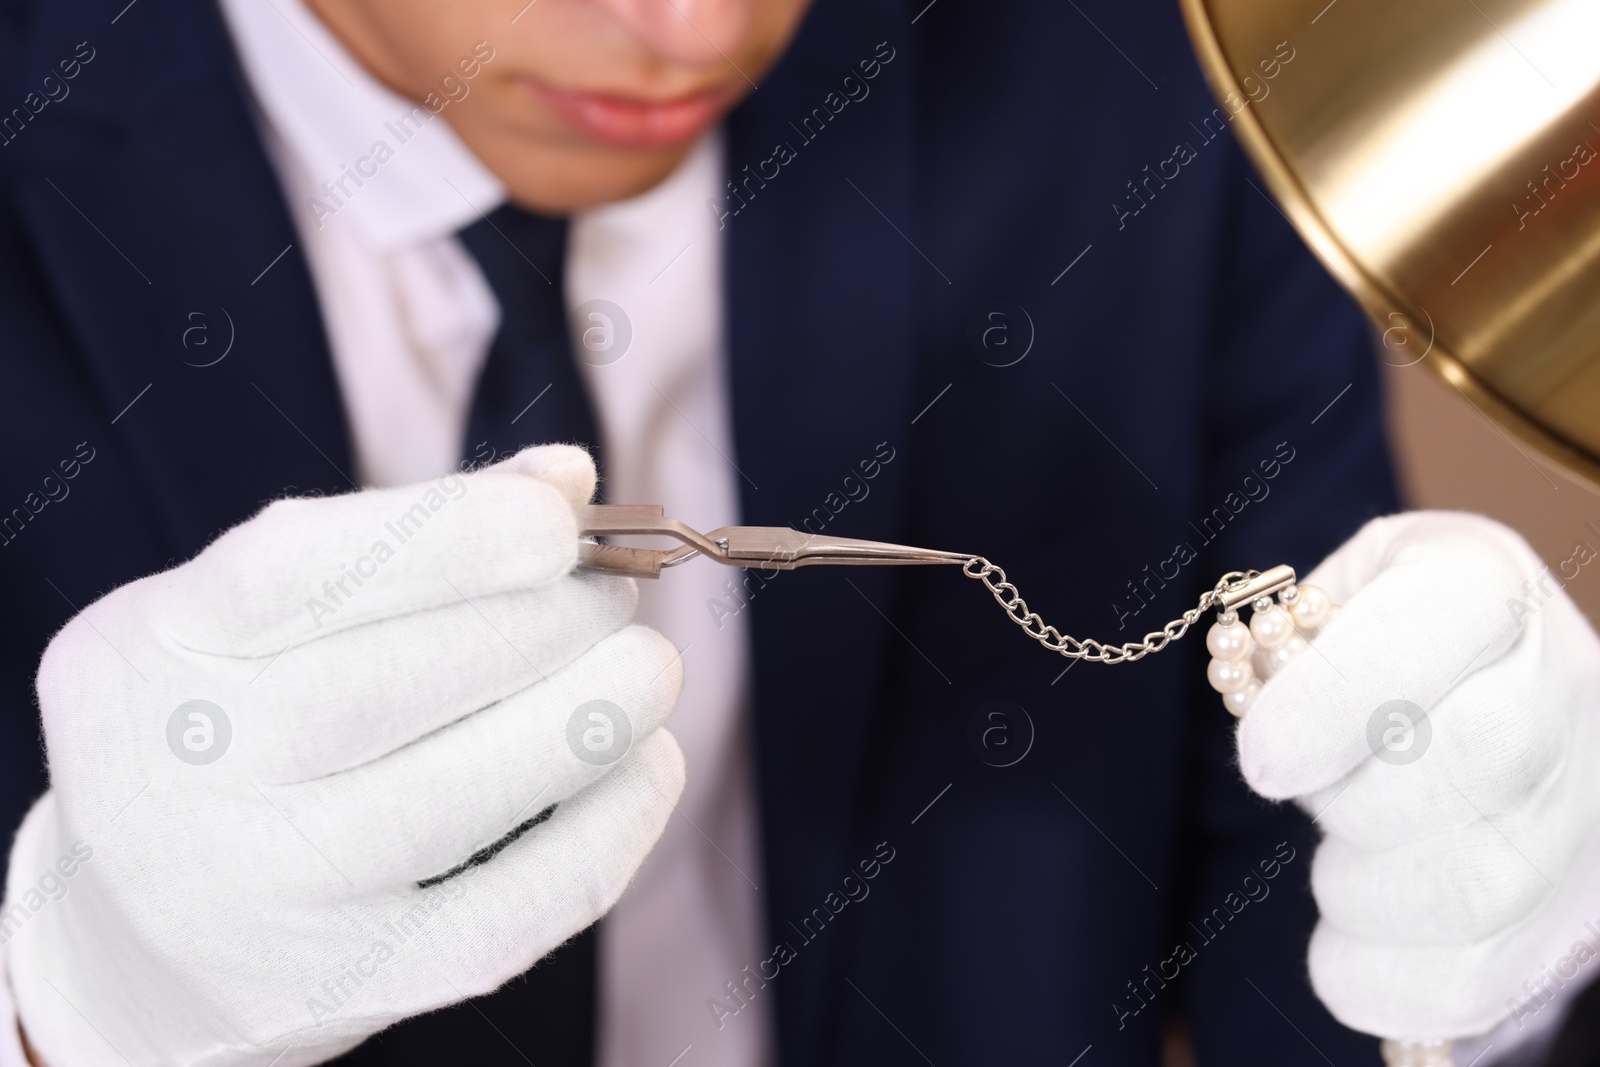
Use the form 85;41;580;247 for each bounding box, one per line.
961;557;1256;664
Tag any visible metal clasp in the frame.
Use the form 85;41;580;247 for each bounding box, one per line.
1216;564;1298;611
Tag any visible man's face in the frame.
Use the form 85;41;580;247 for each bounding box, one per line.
306;0;813;213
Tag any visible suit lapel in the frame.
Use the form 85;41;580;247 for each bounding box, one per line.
725;0;920;1059
9;0;352;555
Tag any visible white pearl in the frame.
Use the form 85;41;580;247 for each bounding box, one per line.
1205;620;1253;661
1249;604;1295;650
1207;657;1254;694
1252;645;1275;680
1290;584;1333;632
1265;634;1308;674
1223;680;1262;718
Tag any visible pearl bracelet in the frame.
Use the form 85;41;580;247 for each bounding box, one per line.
1205;582;1336;716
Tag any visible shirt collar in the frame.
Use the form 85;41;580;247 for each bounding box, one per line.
215;0;506;251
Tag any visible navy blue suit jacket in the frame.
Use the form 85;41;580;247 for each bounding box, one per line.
1;0;1399;1062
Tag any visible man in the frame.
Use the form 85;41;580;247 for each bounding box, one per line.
4;0;1599;1064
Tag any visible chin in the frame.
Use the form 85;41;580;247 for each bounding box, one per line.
496;138;698;215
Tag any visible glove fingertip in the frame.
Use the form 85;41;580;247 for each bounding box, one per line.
630;625;686;707
1235;702;1342;801
492;444;599;512
637;728;687;808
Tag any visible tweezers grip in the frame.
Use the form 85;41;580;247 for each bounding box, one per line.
576;504;724;578
578;542;673;578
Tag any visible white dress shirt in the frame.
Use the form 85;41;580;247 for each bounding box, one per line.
209;4;771;1066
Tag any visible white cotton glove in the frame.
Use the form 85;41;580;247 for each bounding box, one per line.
1236;511;1600;1046
2;444;686;1067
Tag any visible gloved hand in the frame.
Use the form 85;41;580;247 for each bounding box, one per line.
3;445;686;1067
1236;511;1600;1045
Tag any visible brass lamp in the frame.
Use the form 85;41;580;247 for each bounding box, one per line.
1181;0;1600;487
1179;0;1600;1062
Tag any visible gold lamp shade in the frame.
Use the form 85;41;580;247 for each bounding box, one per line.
1181;0;1600;485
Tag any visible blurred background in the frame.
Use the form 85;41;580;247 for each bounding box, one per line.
1384;358;1600;621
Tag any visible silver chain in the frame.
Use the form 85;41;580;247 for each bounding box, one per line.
961;557;1256;665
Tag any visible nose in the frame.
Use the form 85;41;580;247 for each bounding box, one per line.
588;0;752;67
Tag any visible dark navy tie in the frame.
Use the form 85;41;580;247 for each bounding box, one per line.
459;206;602;462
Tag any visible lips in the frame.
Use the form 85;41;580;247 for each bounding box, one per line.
526;79;731;149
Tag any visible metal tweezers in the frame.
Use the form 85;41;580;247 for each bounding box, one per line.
577;504;973;578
